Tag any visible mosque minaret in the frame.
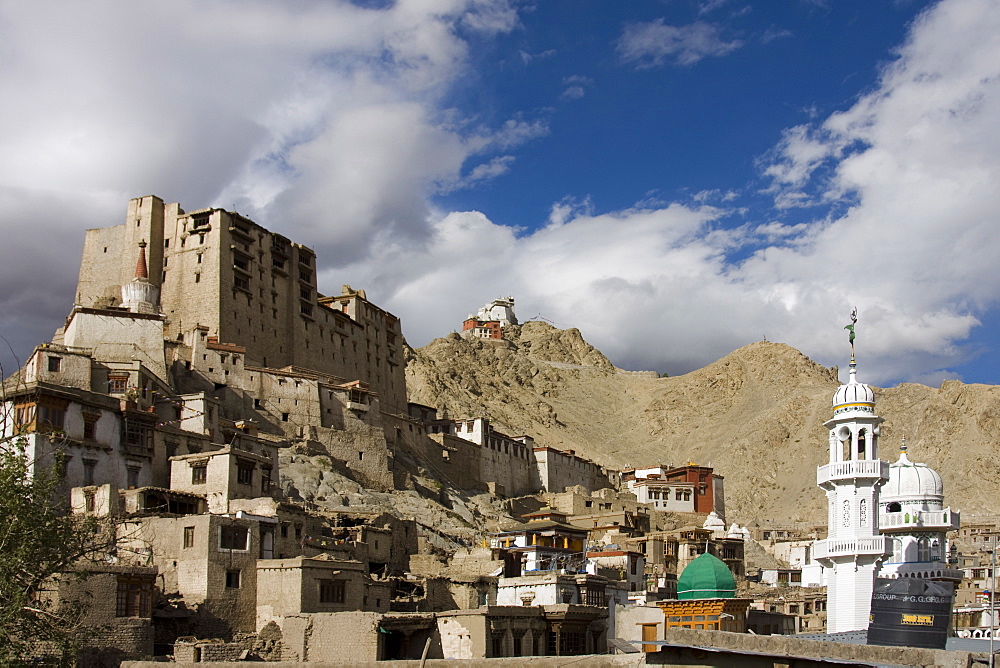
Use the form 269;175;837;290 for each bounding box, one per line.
813;316;963;633
814;323;891;633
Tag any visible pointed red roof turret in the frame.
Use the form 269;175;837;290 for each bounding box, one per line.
134;240;149;280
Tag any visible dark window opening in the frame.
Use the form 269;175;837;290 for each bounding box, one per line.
116;577;152;617
220;525;249;551
192;465;207;484
83;415;98;441
83;459;96;486
237;462;254;486
319;579;345;604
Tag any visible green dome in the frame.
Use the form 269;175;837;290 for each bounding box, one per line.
677;553;736;600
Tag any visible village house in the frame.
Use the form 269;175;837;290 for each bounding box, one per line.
747;589;828;634
69;438;417;639
415;412;621;497
585;549;646;594
489;508;590;575
622;464;725;516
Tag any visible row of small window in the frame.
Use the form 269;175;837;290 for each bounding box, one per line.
189;463;271;488
183;525;251;551
890;537;943;563
232;257;311;286
14;402;68;432
489;631;588;658
220;569;345;606
160;232;207;250
183;522;310;551
647;489;692;501
13;402;149;452
583;501;613;511
668;614;721;623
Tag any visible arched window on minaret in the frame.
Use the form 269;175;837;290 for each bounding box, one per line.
842;500;851;527
841;431;851;462
857;429;867;460
917;538;930;562
859;498;868;527
892;538;903;563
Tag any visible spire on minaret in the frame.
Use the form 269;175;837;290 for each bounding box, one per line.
135;240;149;280
898;436;910;464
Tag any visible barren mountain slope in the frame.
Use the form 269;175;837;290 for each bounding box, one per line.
406;322;1000;524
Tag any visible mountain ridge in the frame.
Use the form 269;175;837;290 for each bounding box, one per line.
406;321;1000;524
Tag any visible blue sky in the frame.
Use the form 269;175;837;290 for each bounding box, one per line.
1;0;999;387
443;2;924;227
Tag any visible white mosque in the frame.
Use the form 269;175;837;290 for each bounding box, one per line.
813;339;961;633
878;438;962;582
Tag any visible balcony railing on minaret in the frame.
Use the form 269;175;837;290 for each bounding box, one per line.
817;459;889;486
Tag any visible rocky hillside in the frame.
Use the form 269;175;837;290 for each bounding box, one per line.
406;322;1000;524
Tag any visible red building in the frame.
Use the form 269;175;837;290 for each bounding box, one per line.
660;466;718;514
623;464;723;516
462;318;504;340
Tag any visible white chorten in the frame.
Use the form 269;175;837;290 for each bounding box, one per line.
120;240;160;314
702;510;726;537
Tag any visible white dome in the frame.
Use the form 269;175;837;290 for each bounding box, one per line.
832;361;876;417
833;381;875;408
881;451;944;502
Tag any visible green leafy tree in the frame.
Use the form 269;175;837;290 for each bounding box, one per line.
0;438;116;665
